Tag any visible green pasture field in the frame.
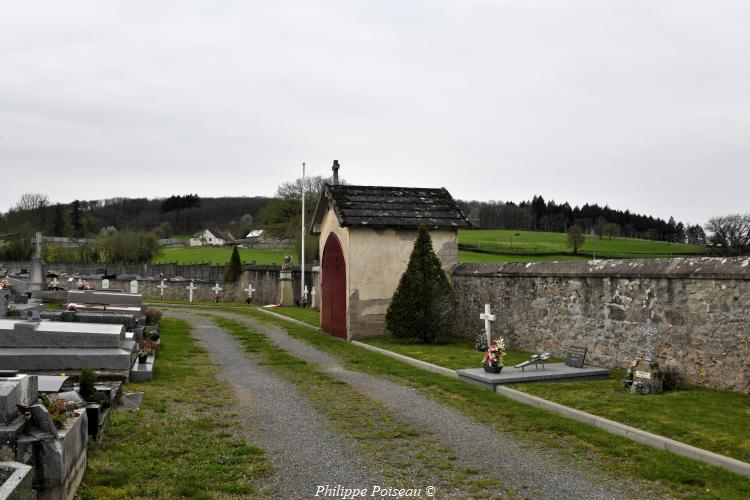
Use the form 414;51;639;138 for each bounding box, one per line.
457;229;706;263
153;246;292;265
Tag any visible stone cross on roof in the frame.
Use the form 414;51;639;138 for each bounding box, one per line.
480;303;496;347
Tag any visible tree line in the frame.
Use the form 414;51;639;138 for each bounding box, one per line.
458;195;707;244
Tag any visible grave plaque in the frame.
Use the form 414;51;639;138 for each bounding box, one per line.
565;345;587;368
101;279;110;289
130;280;138;294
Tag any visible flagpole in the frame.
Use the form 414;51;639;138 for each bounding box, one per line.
301;162;306;305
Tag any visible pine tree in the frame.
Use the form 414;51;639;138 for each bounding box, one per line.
385;225;456;343
224;246;243;282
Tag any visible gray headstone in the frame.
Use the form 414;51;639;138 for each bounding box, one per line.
101;279;110;289
565;346;587;368
129;280;138;294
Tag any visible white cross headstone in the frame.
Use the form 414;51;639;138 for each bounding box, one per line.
310;286;317;308
157;279;168;300
212;282;223;303
130;280;138;294
50;277;60;289
186;281;197;303
244;283;256;300
101;278;109;289
303;285;309;304
479;303;496;347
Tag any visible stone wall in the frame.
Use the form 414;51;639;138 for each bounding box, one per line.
452;257;750;392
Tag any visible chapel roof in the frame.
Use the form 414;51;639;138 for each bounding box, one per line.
310;184;471;233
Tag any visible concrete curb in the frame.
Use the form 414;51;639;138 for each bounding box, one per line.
351;341;459;378
246;308;750;478
256;307;321;331
348;340;750;479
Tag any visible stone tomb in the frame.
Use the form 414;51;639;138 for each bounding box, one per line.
0;373;88;500
0;318;135;378
457;363;610;391
66;289;144;313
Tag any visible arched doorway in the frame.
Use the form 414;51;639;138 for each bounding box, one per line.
321;233;347;339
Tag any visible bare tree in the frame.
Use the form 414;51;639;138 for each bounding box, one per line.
601;223;621;239
567;225;586;255
705;215;750;256
13;192;50;212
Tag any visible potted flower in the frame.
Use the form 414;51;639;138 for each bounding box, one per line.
0;279;11;291
77;280;91;290
483;337;507;373
137;339;155;364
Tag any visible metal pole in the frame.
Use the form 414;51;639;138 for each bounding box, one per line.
301;162;306;304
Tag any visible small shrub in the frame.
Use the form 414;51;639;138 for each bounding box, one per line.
79;368;97;402
385;225;456;343
145;307;162;326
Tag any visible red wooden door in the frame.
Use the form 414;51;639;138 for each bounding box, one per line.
321;233;347;339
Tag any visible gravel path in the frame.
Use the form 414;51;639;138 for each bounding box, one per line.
206;309;657;500
165;310;383;499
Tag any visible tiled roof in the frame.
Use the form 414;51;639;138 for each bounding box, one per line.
311;184;471;233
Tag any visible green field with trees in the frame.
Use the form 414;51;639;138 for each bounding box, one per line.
458;229;706;263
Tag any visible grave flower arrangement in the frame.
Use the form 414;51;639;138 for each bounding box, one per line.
483;337;507;368
137;339;156;362
0;279;11;290
77;280;91;290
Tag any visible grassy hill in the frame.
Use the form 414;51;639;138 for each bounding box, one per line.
154;246;291;266
458;229;706;263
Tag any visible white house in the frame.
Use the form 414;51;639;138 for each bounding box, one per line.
188;229;236;247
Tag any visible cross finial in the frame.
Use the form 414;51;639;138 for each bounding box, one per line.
332;160;340;185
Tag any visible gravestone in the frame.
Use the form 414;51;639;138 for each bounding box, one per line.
101;279;110;289
479;304;495;348
157;280;167;300
186;281;197;303
28;232;48;292
310;286;317;308
212;282;223;303
244;283;255;302
278;255;294;306
631;321;664;394
565;346;587;368
129;280;138;294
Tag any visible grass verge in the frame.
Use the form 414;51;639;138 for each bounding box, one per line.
79;317;269;499
207;314;509;498
262;306;320;326
215;307;750;500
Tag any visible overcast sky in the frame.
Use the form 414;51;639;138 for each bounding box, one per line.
1;1;748;225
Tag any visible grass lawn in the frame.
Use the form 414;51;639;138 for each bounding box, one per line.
153;246;292;265
264;306;320;326
510;375;750;463
214;306;750;499
79;317;269;499
362;335;561;368
458;229;706;263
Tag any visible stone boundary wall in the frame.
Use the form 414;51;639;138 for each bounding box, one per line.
61;268;318;306
452;257;750;392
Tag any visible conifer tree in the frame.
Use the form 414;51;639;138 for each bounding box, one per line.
224;246;243;282
385;225;456;343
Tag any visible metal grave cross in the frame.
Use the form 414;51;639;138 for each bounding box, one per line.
157;280;168;300
642;319;659;362
310;286;317;308
303;285;309;304
50;277;59;289
480;303;496;347
186;281;197;303
212;282;223;303
244;283;256;300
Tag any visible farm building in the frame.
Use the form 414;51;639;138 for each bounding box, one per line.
310;163;471;340
189;229;236;247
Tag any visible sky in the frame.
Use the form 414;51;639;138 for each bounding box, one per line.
1;1;749;225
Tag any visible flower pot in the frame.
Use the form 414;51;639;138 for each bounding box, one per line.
483;365;502;374
138;355;148;364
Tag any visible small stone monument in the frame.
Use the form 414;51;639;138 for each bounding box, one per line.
479;304;496;348
28;232;48;292
310;286;317;309
211;282;223;303
631;320;664;394
130;280;139;294
278;255;294;306
157;280;168;300
186;281;197;303
101;278;110;289
244;283;256;302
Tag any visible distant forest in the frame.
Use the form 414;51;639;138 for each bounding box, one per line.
0;191;706;262
457;196;705;244
0;194;271;240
